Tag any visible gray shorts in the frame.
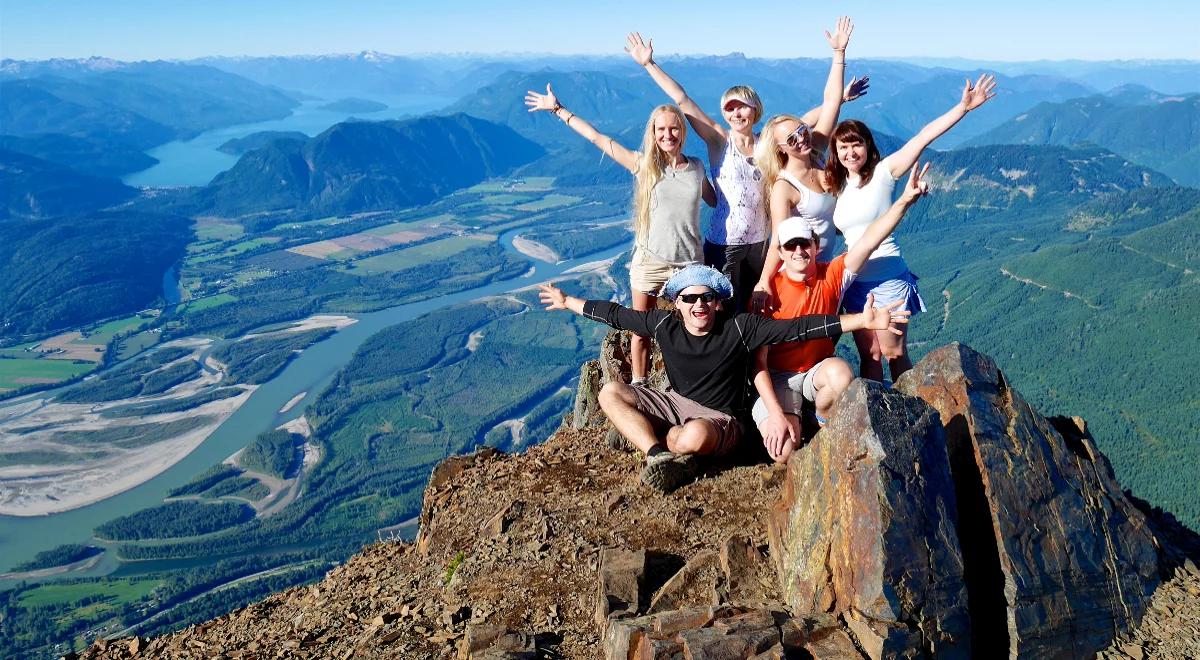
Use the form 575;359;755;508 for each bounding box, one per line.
750;358;837;426
628;384;740;456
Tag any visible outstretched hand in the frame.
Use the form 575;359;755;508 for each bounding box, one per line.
860;294;911;334
524;84;560;113
825;16;853;51
537;283;568;310
960;73;997;112
899;162;932;205
625;32;654;66
844;75;870;102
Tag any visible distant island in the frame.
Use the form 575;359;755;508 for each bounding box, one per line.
217;131;309;155
319;97;387;113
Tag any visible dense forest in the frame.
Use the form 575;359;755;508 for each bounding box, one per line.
95;501;255;541
238;429;302;478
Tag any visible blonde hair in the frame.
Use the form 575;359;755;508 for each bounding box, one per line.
753;114;802;199
632;105;689;241
719;85;763;124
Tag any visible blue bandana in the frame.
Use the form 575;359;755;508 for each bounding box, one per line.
662;264;733;301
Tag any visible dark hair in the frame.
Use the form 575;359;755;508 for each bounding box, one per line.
825;119;883;195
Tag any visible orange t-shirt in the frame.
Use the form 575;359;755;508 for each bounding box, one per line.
764;254;853;372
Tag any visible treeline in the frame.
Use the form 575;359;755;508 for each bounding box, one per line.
239;429;301;478
101;386;244;418
167;464;240;497
95;501;254;541
11;543;102;572
523;223;630;259
174;242;529;338
57;347;195;403
212;328;333;385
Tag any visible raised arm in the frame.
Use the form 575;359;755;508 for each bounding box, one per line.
809;16;853;151
626;33;726;151
538;284;663;336
844;163;930;273
797;76;869;128
750;182;797;311
744;297;910;347
525;83;640;173
887;74;997;177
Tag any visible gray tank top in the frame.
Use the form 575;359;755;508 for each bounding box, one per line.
640;157;705;265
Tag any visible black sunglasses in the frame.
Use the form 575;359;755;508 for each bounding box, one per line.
678;291;718;304
782;237;815;251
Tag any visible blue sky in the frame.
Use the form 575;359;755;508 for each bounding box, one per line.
2;0;1196;61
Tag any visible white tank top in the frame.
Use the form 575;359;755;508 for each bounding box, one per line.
706;138;768;246
777;170;836;262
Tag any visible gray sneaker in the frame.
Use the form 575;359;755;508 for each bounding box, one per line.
640;452;699;493
605;427;636;453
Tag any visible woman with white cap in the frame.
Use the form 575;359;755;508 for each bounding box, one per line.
524;88;716;384
625;17;865;312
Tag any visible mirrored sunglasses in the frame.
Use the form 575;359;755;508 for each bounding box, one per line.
781;123;812;149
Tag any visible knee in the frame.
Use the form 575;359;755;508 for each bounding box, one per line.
598;381;632;409
674;420;716;454
824;359;854;393
880;341;907;361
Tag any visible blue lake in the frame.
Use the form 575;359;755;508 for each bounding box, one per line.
122;93;456;187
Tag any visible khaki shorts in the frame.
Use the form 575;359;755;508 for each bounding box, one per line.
629;248;684;296
750;357;838;427
628;384;741;456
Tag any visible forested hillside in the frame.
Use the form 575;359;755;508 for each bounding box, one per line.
195;114;544;217
968;92;1200;185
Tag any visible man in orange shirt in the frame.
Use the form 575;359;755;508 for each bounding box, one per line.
753;163;931;462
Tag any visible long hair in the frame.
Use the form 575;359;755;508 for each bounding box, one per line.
633;105;689;241
753;114;815;201
825;119;882;195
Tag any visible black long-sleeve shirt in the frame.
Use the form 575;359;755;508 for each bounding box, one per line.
582;300;842;417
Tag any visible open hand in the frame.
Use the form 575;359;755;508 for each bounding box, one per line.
524;84;560;113
537;283;568;310
625;32;654;66
761;412;797;461
750;280;775;314
844;75;870;102
825;16;853;51
898;162;932;205
860;294;911;334
960;74;997;112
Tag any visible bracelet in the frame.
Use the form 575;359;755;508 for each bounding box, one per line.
833;48;846;52
552;102;563;112
564;111;575;125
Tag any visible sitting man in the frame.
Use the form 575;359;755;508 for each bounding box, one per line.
754;162;930;463
538;263;909;492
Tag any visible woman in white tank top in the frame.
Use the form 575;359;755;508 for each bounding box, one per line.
748;18;858;312
625;17;866;311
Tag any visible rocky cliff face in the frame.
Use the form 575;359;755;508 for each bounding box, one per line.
76;341;1200;659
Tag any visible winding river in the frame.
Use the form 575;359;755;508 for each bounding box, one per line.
0;228;627;577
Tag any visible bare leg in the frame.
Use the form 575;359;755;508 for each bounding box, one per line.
877;324;912;382
811;358;854;421
853;328;885;381
664;419;721;456
598;382;661;455
630;291;656;381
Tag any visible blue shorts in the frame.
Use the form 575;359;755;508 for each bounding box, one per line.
841;270;926;315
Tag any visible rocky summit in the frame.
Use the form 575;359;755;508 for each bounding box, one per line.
76;340;1200;659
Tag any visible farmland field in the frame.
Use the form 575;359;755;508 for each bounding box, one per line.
346;234;494;273
0;358;94;391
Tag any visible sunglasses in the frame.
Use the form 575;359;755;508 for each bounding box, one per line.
678;291;718;304
782;237;815;251
779;123;812;149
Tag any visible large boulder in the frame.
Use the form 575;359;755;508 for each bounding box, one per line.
769;379;971;658
896;343;1159;658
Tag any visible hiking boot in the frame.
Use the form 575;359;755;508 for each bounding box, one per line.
605;427;636;453
640;452;699;493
